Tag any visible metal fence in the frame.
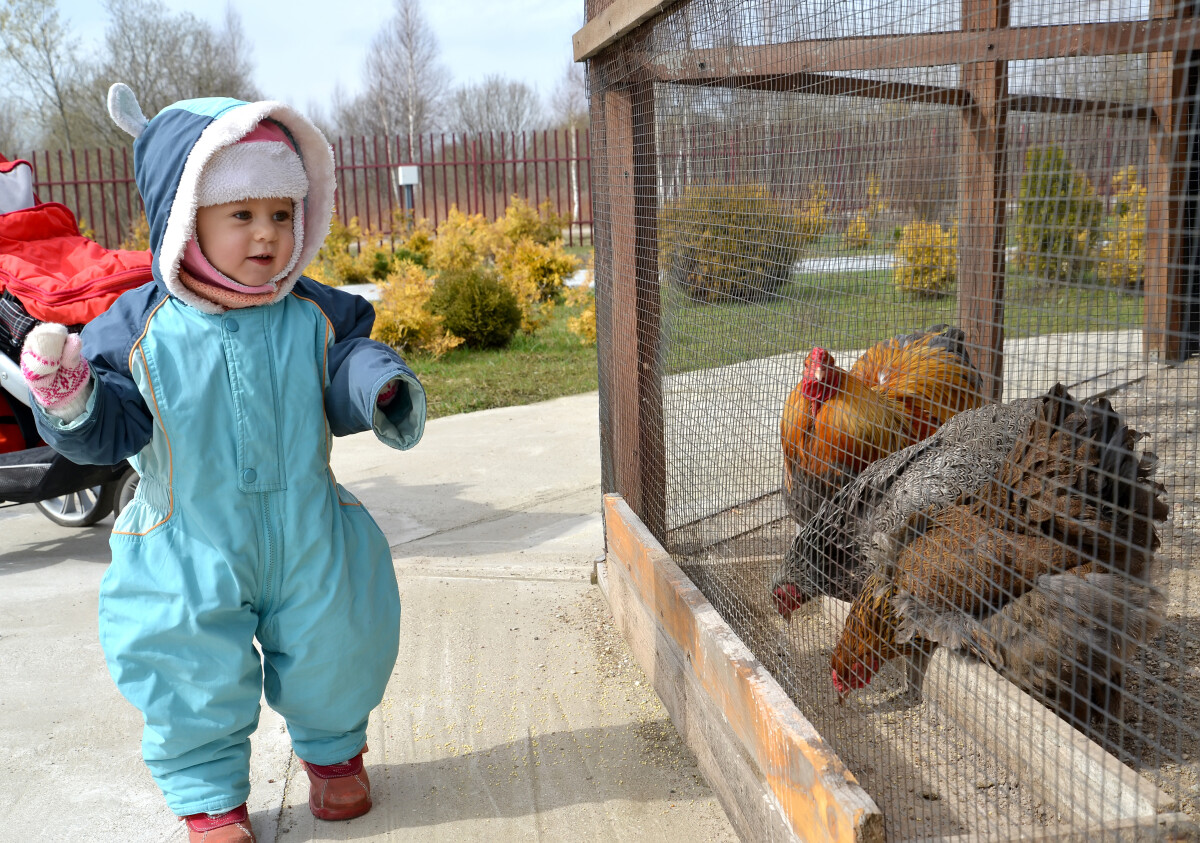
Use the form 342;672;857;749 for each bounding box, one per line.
585;0;1200;839
18;128;593;249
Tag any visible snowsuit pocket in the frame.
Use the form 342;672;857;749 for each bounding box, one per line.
110;473;173;539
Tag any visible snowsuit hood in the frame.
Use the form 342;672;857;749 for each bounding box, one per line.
106;82;335;314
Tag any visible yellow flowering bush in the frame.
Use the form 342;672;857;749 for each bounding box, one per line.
565;258;596;346
306;215;397;286
313;198;582;347
1097;166;1146;288
495;237;581;332
567;300;596;345
894;220;956;297
370;260;462;357
795;184;831;244
119;211;151;251
428;206;494;273
391;210;435;267
493;196;566;247
844;213;871;250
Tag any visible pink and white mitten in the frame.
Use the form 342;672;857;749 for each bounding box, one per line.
21;323;93;421
377;378;401;407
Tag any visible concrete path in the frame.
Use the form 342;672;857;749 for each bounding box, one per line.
0;393;735;841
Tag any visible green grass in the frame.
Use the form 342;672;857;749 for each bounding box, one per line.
406;302;598;420
396;263;1142;419
563;244;594;263
663;269;1145;374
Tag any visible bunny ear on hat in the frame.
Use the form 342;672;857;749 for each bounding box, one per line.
107;83;148;139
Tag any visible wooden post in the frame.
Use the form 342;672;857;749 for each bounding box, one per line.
958;0;1011;401
1146;0;1195;361
599;78;666;539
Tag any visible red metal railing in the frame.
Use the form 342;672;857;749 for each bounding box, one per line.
19;129;593;250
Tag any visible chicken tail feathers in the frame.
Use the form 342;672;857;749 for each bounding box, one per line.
963;570;1163;729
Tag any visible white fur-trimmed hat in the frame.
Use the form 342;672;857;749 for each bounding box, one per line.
107;82;337;314
196;141;308;207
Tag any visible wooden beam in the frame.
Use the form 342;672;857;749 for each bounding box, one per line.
602;495;884;842
671;70;974;106
1008;94;1153;121
958;0;1011;402
598;85;666;537
1145;0;1194;360
574;0;684;62
663;68;1150;119
646;19;1200;78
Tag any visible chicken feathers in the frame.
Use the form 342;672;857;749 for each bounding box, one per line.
780;324;985;533
827;388;1168;716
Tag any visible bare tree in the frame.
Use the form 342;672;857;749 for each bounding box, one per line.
0;0;82;151
549;60;587;130
550;60;588;222
73;0;261;149
335;0;449;150
0;95;34;153
370;0;448;152
450;75;542;135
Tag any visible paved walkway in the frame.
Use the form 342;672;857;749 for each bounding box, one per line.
0;393;735;841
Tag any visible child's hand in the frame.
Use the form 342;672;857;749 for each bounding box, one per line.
20;323;93;420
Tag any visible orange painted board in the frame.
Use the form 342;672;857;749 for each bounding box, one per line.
603;494;883;843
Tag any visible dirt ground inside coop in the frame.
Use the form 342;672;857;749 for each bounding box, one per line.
1101;357;1200;820
671;360;1200;839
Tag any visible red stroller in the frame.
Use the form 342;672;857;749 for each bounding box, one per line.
0;155;149;525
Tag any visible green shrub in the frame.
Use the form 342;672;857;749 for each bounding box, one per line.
1015;146;1103;283
427;267;522;349
659;183;801;302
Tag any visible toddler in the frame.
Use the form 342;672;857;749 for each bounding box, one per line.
21;83;425;842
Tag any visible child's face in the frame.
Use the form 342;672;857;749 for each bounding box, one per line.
195;197;295;287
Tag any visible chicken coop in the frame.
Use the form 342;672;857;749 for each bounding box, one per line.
576;0;1200;840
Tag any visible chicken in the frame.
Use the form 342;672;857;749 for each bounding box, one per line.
773;386;1055;614
960;571;1162;731
780;325;985;532
828;390;1168;706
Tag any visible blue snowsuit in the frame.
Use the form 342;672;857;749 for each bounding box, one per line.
33;94;425;816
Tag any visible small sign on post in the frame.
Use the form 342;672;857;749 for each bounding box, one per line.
396;165;419;217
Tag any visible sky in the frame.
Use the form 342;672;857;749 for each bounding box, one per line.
56;0;585;115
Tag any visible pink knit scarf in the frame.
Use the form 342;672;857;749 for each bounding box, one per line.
178;267;276;311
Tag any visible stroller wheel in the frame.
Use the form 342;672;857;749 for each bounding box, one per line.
35;483;117;527
111;467;139;517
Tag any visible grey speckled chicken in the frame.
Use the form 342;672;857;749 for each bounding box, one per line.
771;385;1063;616
825;385;1167;724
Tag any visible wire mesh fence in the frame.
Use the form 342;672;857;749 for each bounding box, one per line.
586;0;1200;838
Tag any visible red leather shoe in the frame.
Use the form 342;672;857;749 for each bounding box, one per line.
303;746;371;821
183;804;255;842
